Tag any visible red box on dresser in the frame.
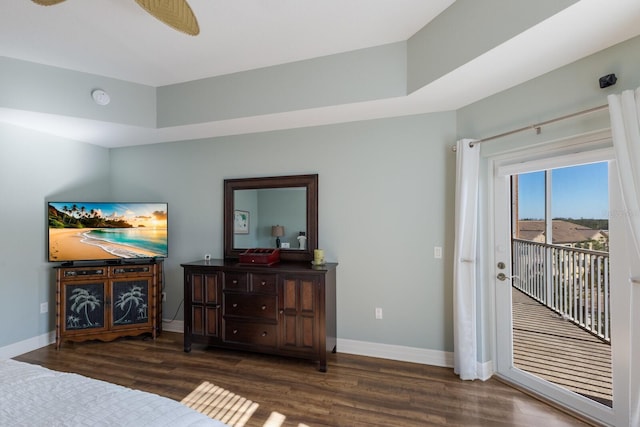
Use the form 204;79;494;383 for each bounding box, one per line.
238;248;280;266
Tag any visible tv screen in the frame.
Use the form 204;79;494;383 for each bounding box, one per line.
48;202;168;263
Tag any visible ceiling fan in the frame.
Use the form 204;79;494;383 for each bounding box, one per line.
32;0;200;36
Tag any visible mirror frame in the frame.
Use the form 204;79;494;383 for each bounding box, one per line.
224;174;318;262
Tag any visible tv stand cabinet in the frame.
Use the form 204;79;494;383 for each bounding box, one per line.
54;260;163;349
181;259;337;371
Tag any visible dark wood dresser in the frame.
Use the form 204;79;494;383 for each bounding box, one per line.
181;259;337;371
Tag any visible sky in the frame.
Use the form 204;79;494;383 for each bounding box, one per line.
517;162;609;220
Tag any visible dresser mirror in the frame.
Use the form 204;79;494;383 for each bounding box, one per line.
224;174;318;262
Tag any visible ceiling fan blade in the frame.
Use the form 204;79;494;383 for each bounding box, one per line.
31;0;67;5
134;0;200;36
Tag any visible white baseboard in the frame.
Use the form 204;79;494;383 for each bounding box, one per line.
159;323;456;369
336;338;454;368
1;321;184;359
1;321;183;359
2;323;493;380
162;319;184;333
336;339;494;379
0;331;55;360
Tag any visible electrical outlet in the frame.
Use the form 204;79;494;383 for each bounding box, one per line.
161;292;167;302
40;302;48;314
375;307;383;320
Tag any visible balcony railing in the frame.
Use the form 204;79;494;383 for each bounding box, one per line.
512;239;611;342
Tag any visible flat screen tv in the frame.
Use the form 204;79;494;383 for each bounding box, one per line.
48;202;168;263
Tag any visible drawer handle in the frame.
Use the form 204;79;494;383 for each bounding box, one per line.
261;305;267;310
233;329;238;335
279;309;284;314
232;280;238;284
232;303;238;308
261;281;266;286
261;331;268;337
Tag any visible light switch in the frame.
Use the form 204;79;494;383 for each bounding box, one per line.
434;246;443;259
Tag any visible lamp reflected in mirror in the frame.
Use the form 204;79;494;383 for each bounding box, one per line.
272;225;284;248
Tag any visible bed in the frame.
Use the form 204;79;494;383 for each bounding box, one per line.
0;359;228;426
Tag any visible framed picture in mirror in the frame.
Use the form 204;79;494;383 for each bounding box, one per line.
234;210;249;234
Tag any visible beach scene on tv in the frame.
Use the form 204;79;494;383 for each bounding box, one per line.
48;202;168;262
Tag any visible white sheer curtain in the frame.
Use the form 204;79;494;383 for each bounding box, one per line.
453;138;480;380
608;87;640;426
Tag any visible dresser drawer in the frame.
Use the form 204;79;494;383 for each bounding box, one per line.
224;293;277;320
224;272;248;291
250;273;277;294
224;321;277;347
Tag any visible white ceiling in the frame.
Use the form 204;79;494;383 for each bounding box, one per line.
2;0;640;147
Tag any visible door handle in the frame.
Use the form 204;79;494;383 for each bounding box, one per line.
497;273;518;281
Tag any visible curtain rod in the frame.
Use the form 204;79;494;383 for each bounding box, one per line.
463;103;609;149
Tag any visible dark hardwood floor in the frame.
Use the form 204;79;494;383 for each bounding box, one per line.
14;332;592;427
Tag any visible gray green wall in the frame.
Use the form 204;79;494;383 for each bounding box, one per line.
407;0;577;92
0;57;156;127
2;19;640;363
0;124;110;350
108;112;457;349
157;42;407;126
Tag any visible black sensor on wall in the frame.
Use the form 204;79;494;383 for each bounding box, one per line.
599;73;617;89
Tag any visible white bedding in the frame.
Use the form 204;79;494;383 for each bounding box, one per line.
0;359;228;427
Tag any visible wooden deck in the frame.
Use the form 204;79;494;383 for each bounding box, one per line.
511;288;613;407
